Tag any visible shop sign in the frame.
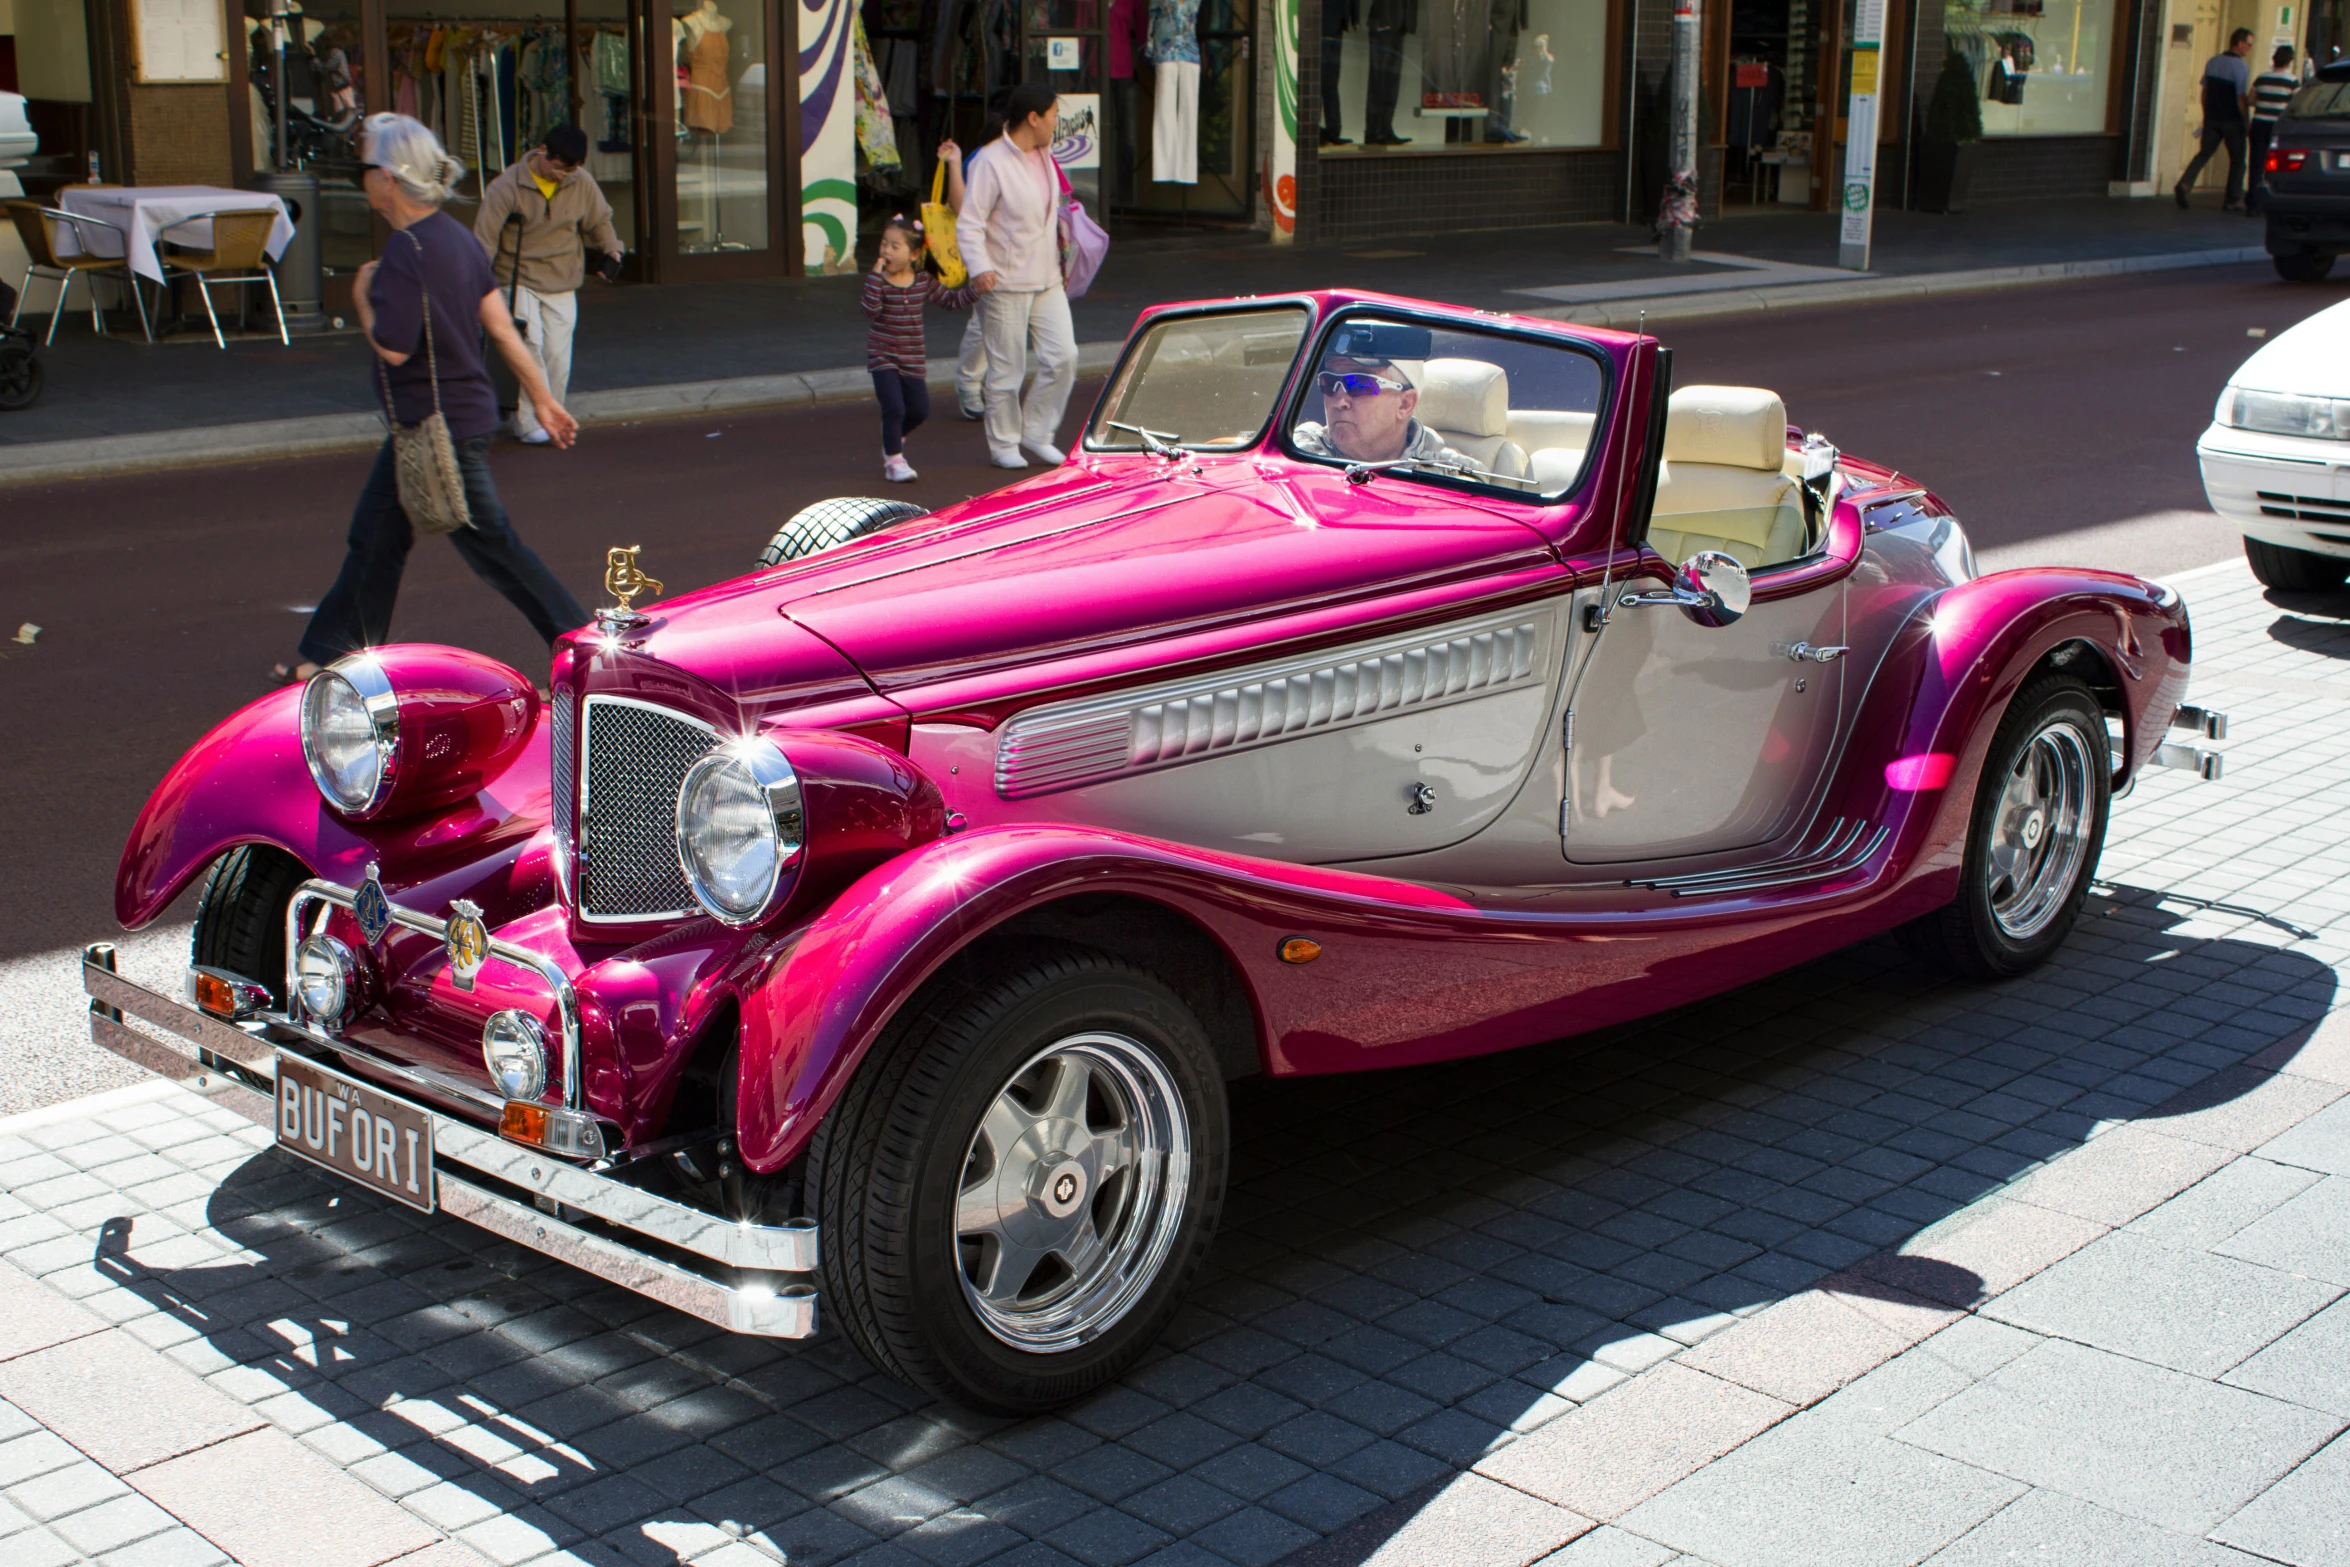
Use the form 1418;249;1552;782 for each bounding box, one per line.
1048;36;1083;71
1054;95;1101;169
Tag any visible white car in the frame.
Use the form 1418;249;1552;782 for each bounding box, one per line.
2199;296;2350;589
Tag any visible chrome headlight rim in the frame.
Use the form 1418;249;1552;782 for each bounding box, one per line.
294;933;357;1024
481;1009;550;1102
299;653;401;817
675;738;806;927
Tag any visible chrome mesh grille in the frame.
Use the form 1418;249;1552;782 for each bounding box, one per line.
577;698;714;920
549;694;575;849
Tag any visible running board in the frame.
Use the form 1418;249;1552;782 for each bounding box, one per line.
1628;817;1890;897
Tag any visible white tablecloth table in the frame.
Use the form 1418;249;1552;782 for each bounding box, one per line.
54;186;297;284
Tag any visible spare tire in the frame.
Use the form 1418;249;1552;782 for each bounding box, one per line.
757;497;928;567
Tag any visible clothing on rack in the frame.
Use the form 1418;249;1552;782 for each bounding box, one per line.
853;12;903;168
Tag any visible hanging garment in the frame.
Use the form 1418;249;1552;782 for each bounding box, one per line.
1151;59;1198;182
1419;0;1488;109
682;24;734;133
853;12;903;168
1145;0;1199;65
878;37;919;115
595;31;632;97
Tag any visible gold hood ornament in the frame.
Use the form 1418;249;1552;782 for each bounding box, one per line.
597;545;665;631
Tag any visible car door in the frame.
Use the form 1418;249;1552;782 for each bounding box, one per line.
1561;551;1847;867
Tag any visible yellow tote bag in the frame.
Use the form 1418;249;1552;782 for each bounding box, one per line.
921;161;967;287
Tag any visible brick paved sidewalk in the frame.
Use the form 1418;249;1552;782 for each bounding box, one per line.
5;555;2350;1567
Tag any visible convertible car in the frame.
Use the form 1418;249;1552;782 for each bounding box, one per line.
84;291;2227;1413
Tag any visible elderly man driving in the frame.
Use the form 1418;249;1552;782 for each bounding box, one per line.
1293;347;1467;467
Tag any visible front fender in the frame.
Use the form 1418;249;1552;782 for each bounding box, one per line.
115;684;554;929
1831;567;2189;909
734;829;1482;1171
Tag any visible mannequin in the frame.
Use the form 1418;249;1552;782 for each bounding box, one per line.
680;0;735;135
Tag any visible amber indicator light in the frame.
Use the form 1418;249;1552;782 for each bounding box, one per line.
192;972;237;1017
1278;937;1322;965
500;1102;549;1145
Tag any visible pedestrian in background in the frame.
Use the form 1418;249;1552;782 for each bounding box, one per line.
2248;45;2300;215
959;82;1078;470
473;124;623;446
276;114;586;683
862;188;986;483
2177;28;2255;212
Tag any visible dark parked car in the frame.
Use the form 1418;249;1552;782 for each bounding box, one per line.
2263;59;2350;282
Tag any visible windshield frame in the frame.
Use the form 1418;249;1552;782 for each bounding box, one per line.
1273;305;1617;505
1080;298;1321;456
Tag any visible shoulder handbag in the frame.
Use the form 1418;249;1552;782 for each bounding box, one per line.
377;230;472;535
922;159;967;286
1053;158;1109;300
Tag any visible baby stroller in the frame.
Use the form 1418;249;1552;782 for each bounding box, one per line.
0;281;44;412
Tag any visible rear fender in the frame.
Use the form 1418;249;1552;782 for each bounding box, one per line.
1834;569;2188;914
115;685;554;930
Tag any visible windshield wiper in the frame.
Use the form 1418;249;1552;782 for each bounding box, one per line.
1105;420;1186;458
1343;454;1542;490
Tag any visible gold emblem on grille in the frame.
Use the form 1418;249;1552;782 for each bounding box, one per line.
597;545;664;631
445;899;489;993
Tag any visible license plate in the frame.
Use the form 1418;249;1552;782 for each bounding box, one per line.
275;1054;436;1213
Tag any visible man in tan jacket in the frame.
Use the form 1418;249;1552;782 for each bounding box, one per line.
473;125;622;445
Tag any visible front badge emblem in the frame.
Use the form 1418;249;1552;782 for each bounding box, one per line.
445;899;488;992
353;862;394;947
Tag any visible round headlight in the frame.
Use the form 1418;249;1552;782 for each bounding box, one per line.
676;739;805;925
300;655;399;816
481;1010;548;1101
295;934;356;1023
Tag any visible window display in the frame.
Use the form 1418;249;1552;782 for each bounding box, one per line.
1944;0;2115;136
1329;0;1606;151
673;0;769;253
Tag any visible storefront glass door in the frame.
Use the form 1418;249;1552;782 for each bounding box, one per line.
668;0;772;254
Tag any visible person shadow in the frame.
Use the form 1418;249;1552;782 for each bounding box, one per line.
79;881;2335;1567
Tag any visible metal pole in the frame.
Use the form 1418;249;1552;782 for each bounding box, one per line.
272;9;291;170
1659;0;1700;261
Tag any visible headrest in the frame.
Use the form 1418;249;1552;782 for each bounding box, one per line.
1414;359;1510;438
1664;385;1788;471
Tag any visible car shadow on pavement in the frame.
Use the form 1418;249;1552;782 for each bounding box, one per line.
79;882;2336;1567
2261;590;2350;659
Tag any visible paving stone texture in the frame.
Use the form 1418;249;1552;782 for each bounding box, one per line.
5;556;2350;1567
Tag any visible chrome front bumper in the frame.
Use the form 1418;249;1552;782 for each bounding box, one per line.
81;948;819;1339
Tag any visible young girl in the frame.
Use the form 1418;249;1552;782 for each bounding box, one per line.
861;143;984;482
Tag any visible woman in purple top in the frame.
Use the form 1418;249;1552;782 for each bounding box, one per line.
277;113;588;683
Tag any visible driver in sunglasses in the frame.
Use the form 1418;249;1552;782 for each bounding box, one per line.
1292;352;1467;467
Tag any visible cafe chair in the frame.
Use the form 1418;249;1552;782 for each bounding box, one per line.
3;200;153;346
157;211;288;349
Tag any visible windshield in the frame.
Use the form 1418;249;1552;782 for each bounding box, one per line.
1088;307;1312;452
2287;78;2350;119
1284;314;1609;499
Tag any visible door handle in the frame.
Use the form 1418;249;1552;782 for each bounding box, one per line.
1788;643;1849;663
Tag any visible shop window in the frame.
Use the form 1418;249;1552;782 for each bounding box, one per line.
1944;0;2114;136
1323;0;1608;152
673;0;769;254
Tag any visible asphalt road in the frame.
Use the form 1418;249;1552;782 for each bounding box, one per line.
1;260;2342;1107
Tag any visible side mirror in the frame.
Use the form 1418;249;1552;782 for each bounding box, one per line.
1617;549;1752;628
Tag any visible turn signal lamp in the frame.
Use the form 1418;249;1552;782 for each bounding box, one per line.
499;1100;607;1160
190;968;270;1019
1278;937;1323;964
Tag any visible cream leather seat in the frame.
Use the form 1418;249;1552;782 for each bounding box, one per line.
1413;359;1528;479
1647;385;1808;570
1508;410;1597;492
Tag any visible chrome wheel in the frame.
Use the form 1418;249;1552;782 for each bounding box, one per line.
955;1033;1191;1352
1986;715;2096;940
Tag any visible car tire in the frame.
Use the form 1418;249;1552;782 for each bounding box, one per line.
2271;249;2336;283
2244;536;2349;591
1896;674;2109;981
756;497;928;567
808;945;1229;1414
191;845;313;1007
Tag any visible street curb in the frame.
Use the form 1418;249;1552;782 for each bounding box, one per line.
0;246;2266;488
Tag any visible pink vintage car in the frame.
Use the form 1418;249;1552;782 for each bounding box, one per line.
85;292;2225;1413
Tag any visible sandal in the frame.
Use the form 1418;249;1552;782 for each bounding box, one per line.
272;661;322;686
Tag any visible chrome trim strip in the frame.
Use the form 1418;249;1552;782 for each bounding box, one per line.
995;606;1550;799
284;880;585;1112
1628;819;1889;897
82;955;825;1290
575;694;719;925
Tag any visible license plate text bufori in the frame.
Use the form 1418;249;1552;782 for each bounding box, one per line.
275;1055;436;1212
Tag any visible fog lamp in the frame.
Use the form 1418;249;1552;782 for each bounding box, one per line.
294;935;357;1024
481;1010;549;1102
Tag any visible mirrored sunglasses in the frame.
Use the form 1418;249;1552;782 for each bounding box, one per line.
1317;371;1409;398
